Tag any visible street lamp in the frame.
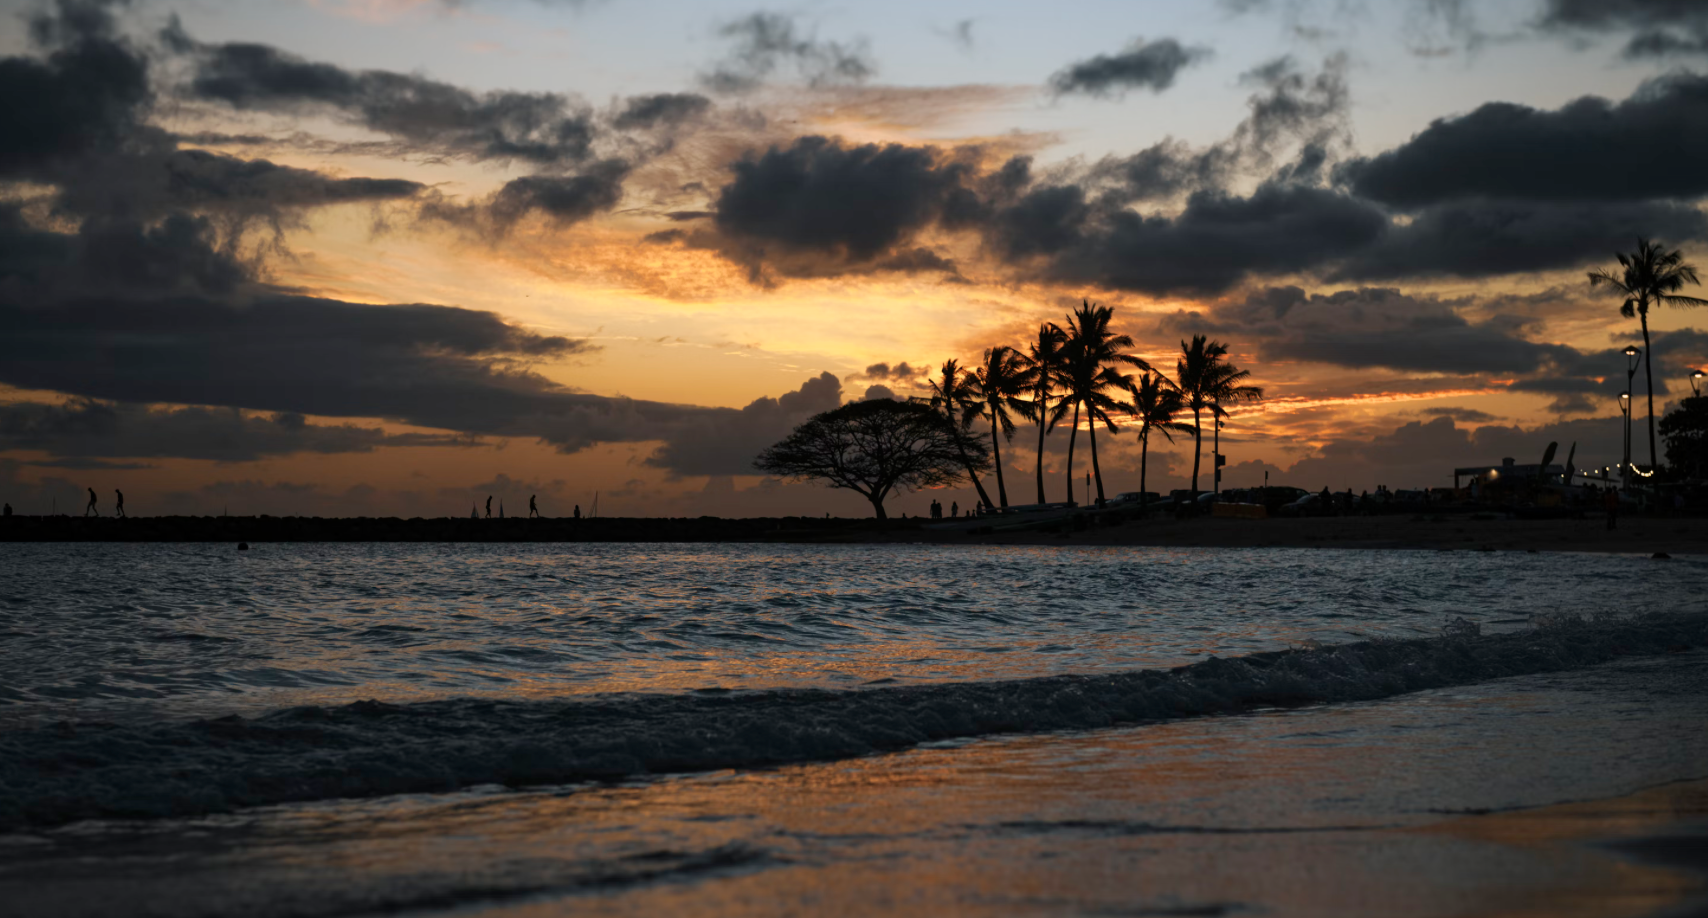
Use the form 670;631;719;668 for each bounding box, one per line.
1619;390;1632;486
1693;369;1705;397
1622;346;1641;478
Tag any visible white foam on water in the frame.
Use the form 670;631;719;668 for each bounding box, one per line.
3;610;1702;830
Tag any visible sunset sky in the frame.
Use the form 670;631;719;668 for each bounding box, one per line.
3;0;1706;517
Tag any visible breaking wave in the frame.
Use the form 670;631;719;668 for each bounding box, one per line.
2;611;1702;831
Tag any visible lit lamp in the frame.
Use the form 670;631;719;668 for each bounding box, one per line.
1693;369;1705;397
1622;347;1641;480
1619;390;1632;487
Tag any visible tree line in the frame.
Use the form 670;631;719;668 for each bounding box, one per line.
757;300;1263;518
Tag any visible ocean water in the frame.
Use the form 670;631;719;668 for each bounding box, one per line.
3;543;1707;917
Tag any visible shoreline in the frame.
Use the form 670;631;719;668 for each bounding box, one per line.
2;513;1704;554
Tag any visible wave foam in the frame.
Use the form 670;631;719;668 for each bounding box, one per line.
2;612;1702;831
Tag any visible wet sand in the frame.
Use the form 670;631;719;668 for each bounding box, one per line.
871;514;1708;555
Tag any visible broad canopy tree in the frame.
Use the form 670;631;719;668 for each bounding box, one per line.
754;398;990;519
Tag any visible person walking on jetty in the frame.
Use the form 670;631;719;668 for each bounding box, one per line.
529;495;539;518
84;487;98;517
574;504;581;520
485;495;493;519
114;490;125;518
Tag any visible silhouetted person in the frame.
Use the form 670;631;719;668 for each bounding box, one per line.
114;489;125;518
84;487;98;517
529;494;539;518
574;504;581;520
485;495;493;519
951;501;958;518
1605;487;1619;531
3;503;11;517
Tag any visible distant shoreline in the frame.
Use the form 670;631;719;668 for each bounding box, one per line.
2;513;1704;554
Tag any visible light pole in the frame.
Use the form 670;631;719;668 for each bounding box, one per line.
1212;396;1222;499
1619;390;1632;487
1623;346;1641;475
1693;369;1705;397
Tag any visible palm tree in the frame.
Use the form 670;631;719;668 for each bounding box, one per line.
1123;371;1192;516
1175;335;1263;499
1058;300;1149;504
971;346;1039;508
1027;323;1067;504
1588;239;1707;472
919;358;997;510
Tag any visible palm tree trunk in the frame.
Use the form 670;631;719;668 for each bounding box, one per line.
991;421;1009;508
1138;428;1149;518
1642;309;1657;471
958;444;995;510
1035;403;1048;504
1190;404;1203;498
1088;419;1105;503
1065;402;1080;505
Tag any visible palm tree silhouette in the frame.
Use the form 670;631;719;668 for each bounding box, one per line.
1058;301;1149;504
1175;335;1263;499
1027;322;1068;504
1123;371;1192;517
920;358;997;510
972;345;1039;508
1589;239;1707;472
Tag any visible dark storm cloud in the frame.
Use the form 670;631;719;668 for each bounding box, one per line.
0;399;474;463
172;28;600;166
712;136;974;263
0;205;246;298
1337;72;1708;208
1;1;428;228
1541;0;1708;58
1333;198;1708;280
644;372;842;477
611;93;713;130
1048;38;1211;98
0;0;149;177
699;12;875;94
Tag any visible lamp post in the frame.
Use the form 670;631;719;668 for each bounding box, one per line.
1212;397;1222;499
1693;369;1704;397
1622;346;1641;480
1619;390;1632;487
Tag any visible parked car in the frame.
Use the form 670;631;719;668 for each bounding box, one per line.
1279;493;1326;517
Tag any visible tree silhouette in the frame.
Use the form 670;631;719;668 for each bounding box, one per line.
1123;371;1192;516
919;359;997;509
1589;239;1707;472
1057;301;1148;504
1027;322;1068;504
972;345;1039;508
755;399;986;519
1175;335;1263;499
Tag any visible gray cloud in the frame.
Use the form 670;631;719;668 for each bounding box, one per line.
645;372;842;476
172;27;600;166
611;93;713;130
1541;0;1708;58
699;12;875;94
1216;286;1566;374
1048;38;1211;98
1333;198;1708;280
0;399;476;463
